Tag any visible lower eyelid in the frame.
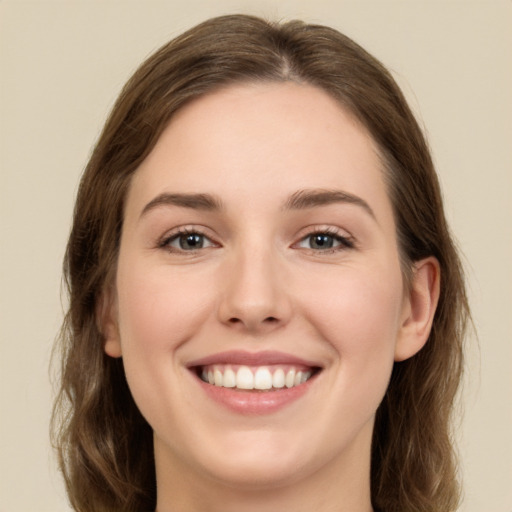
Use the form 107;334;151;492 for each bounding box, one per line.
156;227;354;252
296;230;354;248
334;235;355;248
158;229;215;250
172;234;212;249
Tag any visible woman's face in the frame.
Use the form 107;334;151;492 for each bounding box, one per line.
104;82;428;491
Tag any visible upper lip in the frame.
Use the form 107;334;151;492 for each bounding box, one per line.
187;350;322;368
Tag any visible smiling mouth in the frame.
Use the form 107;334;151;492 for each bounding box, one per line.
187;351;322;413
194;364;321;391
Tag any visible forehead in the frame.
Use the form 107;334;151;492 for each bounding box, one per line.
126;82;393;225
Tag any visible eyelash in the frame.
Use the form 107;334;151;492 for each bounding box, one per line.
157;227;355;254
296;228;355;253
158;227;216;253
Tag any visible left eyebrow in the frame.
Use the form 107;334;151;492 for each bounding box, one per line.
283;188;376;220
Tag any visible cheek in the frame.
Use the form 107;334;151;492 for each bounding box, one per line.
305;265;402;335
115;261;217;429
117;264;213;353
299;263;404;393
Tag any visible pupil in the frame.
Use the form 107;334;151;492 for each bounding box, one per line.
312;234;333;249
180;234;203;249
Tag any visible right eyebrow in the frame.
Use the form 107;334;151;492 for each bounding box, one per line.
139;192;224;219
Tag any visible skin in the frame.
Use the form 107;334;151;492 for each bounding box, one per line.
103;82;440;512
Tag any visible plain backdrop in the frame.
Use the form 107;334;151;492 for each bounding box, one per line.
0;1;511;511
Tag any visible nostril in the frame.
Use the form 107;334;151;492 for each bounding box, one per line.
227;316;279;327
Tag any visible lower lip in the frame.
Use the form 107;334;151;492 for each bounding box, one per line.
194;374;317;415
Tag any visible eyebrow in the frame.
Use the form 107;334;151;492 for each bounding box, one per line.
140;192;224;218
139;188;375;220
283;189;376;219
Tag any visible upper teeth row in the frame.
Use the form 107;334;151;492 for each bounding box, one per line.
201;365;312;390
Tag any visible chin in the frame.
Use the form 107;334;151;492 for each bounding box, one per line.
204;455;309;491
186;429;313;489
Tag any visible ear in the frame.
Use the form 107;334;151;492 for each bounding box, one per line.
395;257;440;362
96;286;122;358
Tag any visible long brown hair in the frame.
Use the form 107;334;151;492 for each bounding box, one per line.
51;14;469;512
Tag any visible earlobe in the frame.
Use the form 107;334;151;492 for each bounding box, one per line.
395;257;440;362
96;287;122;358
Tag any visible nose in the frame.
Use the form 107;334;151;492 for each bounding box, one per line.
217;245;292;334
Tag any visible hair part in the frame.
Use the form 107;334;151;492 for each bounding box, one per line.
51;14;469;512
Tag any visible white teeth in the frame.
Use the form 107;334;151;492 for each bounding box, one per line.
223;368;236;388
272;368;285;388
285;370;296;388
214;369;223;387
236;366;254;389
200;365;314;390
254;367;272;390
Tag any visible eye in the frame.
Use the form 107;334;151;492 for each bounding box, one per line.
161;230;216;252
297;231;354;251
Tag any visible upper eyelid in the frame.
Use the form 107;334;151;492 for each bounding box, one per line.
158;226;217;247
155;224;355;246
294;224;353;240
293;225;357;250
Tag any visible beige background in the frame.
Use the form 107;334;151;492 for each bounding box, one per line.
1;1;510;511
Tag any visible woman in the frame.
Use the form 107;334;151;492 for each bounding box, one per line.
52;14;469;512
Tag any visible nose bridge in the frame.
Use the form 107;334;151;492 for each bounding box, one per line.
218;236;291;331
